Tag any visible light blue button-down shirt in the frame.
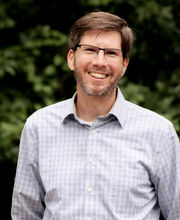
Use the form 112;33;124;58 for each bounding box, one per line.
12;88;180;220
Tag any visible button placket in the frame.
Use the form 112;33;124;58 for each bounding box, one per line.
84;126;99;219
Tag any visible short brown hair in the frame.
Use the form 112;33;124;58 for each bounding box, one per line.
69;11;134;58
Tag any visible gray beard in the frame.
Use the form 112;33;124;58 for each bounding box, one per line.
74;70;121;97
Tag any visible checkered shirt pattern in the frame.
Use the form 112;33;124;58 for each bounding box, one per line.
11;88;180;220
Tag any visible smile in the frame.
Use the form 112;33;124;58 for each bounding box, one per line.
88;72;108;79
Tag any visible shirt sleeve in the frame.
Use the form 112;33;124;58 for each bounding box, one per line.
154;123;180;219
11;118;45;219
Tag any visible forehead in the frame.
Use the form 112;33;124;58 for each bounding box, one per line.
80;30;122;48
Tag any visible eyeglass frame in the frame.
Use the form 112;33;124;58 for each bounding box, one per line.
74;44;123;59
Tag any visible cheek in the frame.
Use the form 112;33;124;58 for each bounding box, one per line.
115;61;127;76
75;57;90;72
111;63;123;74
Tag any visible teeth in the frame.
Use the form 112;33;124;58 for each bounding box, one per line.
89;72;107;79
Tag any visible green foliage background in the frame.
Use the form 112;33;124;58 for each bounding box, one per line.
0;0;179;218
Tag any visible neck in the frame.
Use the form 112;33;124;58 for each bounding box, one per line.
75;89;117;122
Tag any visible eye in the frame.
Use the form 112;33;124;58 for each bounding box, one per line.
105;49;118;56
84;46;97;53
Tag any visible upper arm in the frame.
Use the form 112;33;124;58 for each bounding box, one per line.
154;124;180;219
11;119;45;219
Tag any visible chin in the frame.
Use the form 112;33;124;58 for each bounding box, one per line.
83;85;115;97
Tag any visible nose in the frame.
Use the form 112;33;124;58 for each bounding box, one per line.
92;50;107;67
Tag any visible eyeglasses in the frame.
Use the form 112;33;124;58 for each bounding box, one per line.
76;44;123;60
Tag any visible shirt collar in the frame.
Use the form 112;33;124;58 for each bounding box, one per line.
60;92;78;123
61;87;127;127
108;87;127;127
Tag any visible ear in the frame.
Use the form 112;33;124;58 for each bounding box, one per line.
67;49;75;71
121;58;129;77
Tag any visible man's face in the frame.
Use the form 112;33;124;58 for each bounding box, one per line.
67;30;129;97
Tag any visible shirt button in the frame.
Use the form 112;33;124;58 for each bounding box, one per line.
87;187;93;194
91;129;96;134
88;158;93;164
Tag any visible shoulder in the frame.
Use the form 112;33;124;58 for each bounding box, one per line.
125;100;171;123
26;98;72;126
124;100;174;138
123;101;180;154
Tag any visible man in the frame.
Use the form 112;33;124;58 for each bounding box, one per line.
11;11;180;219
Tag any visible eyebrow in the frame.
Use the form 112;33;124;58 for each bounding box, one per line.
77;44;122;51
